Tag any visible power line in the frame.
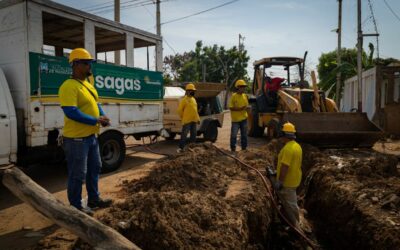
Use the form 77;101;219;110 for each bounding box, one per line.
161;0;239;25
383;0;400;22
91;0;173;15
86;0;152;14
85;0;144;12
82;1;112;11
142;2;177;54
367;0;380;58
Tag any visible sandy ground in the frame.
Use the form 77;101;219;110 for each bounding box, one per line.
0;114;266;249
0;113;399;249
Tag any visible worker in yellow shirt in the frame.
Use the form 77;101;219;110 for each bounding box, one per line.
177;83;200;153
229;79;249;152
274;122;303;228
59;48;112;215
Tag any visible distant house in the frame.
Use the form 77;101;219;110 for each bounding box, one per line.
341;64;400;135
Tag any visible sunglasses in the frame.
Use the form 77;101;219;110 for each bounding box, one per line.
75;60;94;65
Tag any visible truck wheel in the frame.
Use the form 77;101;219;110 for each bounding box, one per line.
267;119;281;139
99;131;126;173
165;132;176;141
248;102;265;137
204;122;218;142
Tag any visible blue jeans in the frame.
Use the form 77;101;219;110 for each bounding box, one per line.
179;122;197;149
230;119;248;151
63;135;101;209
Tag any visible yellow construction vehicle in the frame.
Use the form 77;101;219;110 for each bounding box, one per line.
248;53;382;147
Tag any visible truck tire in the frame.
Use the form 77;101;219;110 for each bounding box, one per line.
203;122;218;142
266;118;281;139
248;102;265;137
98;131;126;173
165;132;176;141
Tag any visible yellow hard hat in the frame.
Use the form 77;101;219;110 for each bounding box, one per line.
185;83;196;91
235;79;247;88
282;122;296;133
69;48;95;63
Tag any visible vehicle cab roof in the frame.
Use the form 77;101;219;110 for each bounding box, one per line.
253;57;304;67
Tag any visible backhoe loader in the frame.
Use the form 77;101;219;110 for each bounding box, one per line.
247;53;382;148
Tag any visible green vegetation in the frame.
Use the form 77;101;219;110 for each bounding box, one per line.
163;40;250;89
317;43;399;100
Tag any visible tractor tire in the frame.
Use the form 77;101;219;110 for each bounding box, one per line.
204;122;218;142
266;118;281;139
165;132;176;141
248;102;265;137
98;131;126;173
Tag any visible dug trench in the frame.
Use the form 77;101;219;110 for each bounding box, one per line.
34;141;400;249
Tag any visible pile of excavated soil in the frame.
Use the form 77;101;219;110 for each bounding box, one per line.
97;143;274;249
303;146;400;249
31;140;400;250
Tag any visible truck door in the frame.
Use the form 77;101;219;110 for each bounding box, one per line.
0;69;17;165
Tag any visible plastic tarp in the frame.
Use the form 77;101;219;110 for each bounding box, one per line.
164;87;185;99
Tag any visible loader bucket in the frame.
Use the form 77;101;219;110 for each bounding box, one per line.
282;113;383;148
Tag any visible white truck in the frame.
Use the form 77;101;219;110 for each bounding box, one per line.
0;0;164;172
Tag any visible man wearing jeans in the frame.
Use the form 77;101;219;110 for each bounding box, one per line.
273;122;303;228
229;79;249;152
177;83;200;153
59;48;112;215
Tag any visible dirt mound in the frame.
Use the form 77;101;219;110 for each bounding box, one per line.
303;147;400;249
98;144;273;249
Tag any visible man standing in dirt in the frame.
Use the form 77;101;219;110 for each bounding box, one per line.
274;122;303;228
59;48;112;215
177;83;200;153
229;79;249;152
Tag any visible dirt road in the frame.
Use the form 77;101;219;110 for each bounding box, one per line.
0;114;266;249
0;113;399;249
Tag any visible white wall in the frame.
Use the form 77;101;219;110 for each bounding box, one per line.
341;67;376;120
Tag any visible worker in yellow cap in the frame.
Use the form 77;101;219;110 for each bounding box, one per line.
274;122;303;228
177;83;200;153
229;79;249;152
59;48;112;215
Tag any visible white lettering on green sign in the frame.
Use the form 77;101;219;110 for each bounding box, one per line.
95;75;141;95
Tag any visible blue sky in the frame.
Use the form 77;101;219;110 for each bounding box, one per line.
55;0;400;78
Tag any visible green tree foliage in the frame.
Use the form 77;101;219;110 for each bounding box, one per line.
163;41;250;89
317;43;399;100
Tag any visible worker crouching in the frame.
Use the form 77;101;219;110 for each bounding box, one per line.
274;122;303;228
177;83;200;153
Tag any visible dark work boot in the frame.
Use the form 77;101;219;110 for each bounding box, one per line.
88;198;113;209
78;207;94;216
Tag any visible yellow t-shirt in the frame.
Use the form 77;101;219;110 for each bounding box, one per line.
229;92;249;122
277;140;303;188
177;95;200;125
59;78;100;138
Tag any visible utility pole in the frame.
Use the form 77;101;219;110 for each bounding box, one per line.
238;34;245;51
357;0;363;112
114;0;120;65
356;0;379;112
336;0;342;105
156;0;161;36
238;34;241;51
202;64;206;82
155;0;163;71
147;47;150;70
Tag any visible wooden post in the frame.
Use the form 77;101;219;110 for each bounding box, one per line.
1;166;140;250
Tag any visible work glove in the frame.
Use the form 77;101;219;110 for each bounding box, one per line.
273;180;283;191
266;166;276;177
